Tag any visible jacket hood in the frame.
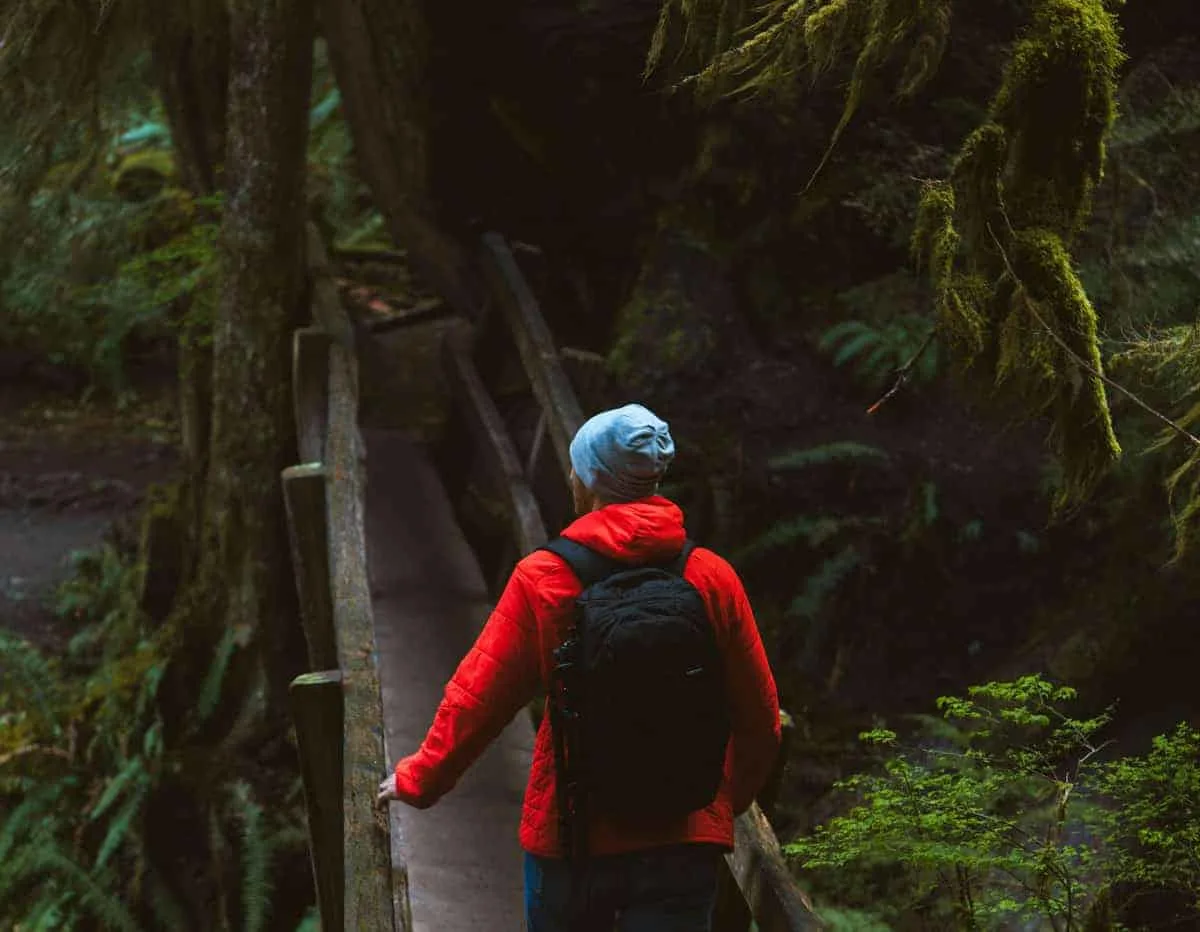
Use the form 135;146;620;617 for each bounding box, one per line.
561;495;687;564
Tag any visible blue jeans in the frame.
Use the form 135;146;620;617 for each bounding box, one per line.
524;844;723;931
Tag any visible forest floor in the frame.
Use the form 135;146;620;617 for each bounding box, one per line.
0;368;179;650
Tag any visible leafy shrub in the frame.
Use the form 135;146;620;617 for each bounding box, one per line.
785;675;1200;930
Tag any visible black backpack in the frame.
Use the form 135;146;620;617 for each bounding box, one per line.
544;536;731;840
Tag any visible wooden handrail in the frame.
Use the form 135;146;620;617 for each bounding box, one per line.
442;231;825;932
479;232;584;480
442;327;549;555
281;224;406;932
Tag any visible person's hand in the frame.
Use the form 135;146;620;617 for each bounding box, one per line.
376;774;398;809
376;760;435;810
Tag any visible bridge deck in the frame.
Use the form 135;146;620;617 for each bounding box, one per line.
364;428;533;931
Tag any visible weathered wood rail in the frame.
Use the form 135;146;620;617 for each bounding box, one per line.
281;224;409;932
439;231;826;931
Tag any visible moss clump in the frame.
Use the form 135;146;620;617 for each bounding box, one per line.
909;0;1124;502
609;285;716;388
608;251;719;391
110;148;179;200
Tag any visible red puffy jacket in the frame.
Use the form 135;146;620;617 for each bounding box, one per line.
392;495;781;858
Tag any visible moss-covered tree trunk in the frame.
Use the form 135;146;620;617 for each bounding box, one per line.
182;0;316;721
318;0;481;315
147;0;230;564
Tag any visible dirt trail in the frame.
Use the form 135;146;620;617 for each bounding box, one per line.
0;384;179;649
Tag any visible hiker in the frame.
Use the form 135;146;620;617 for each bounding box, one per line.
377;403;781;931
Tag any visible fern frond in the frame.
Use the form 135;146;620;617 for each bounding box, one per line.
768;441;890;471
197;625;241;724
0;632;63;729
786;544;864;620
90;754;147;822
818;319;869;349
18;887;73;929
36;848;140;932
1108;85;1200;150
831;330;882;368
0;779;70;863
734;515;884;564
94;773;149;870
230;781;273;932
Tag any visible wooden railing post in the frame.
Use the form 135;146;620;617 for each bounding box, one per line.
291;670;345;932
281;464;338;671
293;326;333;464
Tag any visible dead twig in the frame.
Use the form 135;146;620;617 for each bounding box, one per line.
866;327;938;416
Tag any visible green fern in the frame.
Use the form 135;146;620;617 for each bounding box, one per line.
89;755;148;823
768;440;890;471
741;440;891;636
197;624;242;725
0;633;63;731
231;781;274;932
0;780;69;865
818;317;939;391
788;544;864;620
94;771;150;870
734;515;884;564
36;849;141;932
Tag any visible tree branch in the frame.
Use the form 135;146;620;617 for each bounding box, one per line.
866;326;938;415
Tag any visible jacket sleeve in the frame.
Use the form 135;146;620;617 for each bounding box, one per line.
719;567;782;816
391;562;541;808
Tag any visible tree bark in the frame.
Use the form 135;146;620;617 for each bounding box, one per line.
317;0;482;316
146;0;230;565
191;0;316;720
146;0;230;197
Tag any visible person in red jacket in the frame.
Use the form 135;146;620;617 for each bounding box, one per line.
377;403;781;930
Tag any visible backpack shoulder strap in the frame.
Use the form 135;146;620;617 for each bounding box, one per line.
542;537;622;588
669;539;697;576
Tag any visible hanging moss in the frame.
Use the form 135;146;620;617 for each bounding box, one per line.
650;0;1125;498
1007;229;1120;498
908;0;1123;501
992;0;1123;236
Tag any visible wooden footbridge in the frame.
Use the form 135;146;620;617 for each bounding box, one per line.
280;225;825;930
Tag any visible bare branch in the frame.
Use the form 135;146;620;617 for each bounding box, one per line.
866;326;938;416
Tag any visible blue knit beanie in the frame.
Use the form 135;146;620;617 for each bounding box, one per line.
569;404;675;503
